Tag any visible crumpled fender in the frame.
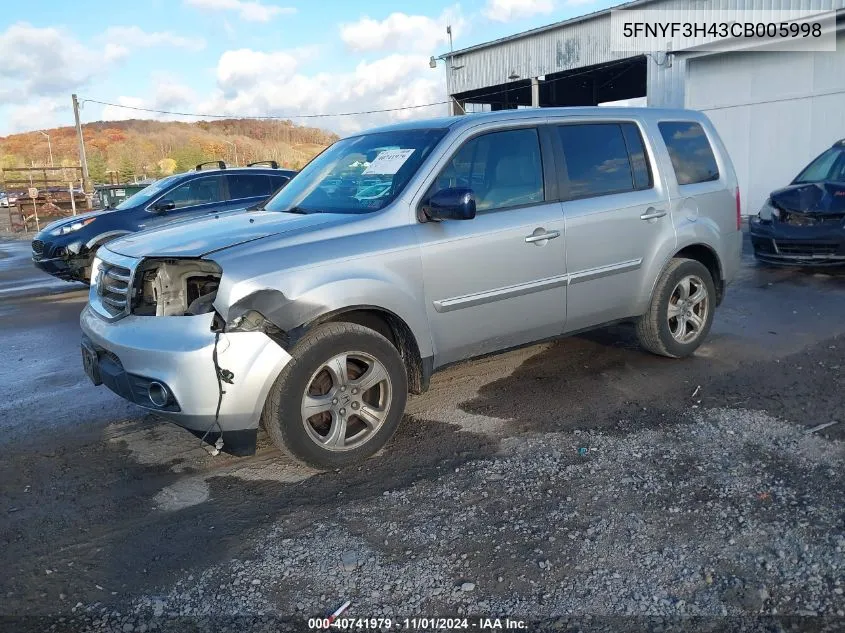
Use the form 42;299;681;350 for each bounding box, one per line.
216;276;434;359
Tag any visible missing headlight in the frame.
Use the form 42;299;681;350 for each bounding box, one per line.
132;258;222;316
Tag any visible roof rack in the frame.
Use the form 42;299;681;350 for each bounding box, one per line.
246;160;279;169
195;161;227;171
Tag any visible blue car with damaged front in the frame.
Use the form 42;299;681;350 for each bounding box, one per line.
31;161;295;283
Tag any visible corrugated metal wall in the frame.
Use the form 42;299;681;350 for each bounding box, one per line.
448;0;845;98
685;31;845;215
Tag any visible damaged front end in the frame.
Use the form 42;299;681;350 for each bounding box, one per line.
750;182;845;266
129;258;290;346
81;252;294;456
31;237;96;283
133;258;224;317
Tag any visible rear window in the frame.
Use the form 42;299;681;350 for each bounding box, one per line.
658;121;719;185
557;123;652;199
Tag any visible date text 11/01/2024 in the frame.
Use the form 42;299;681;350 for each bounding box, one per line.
308;617;528;630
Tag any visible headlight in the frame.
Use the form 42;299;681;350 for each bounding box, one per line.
50;217;96;236
758;199;780;221
89;256;103;287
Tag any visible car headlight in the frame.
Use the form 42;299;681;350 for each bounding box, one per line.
758;199;781;221
51;217;96;236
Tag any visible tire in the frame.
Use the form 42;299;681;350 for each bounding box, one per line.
635;258;716;358
262;322;408;469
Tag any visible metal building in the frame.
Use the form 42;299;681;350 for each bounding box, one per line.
440;0;845;214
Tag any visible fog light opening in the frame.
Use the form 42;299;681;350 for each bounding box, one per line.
148;382;170;407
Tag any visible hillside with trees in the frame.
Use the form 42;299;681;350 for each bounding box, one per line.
0;119;338;184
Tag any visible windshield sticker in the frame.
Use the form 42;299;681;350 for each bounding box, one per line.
362;148;415;175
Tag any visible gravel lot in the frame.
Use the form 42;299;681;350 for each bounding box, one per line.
1;237;844;633
55;405;844;633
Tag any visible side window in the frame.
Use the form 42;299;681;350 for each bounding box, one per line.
166;176;223;209
621;123;653;190
227;174;273;200
557;123;636;199
658;121;720;185
427;128;544;213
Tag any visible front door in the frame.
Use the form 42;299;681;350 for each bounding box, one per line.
145;174;226;229
415;126;568;367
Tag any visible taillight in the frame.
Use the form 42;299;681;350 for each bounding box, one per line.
735;188;742;230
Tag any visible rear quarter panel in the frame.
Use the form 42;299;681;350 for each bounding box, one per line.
647;111;742;289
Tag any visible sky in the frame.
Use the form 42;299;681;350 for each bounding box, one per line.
0;0;623;137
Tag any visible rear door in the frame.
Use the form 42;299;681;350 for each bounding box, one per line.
554;120;675;332
224;173;276;210
415;124;568;367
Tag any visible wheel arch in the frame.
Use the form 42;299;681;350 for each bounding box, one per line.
304;306;429;395
220;284;433;395
673;243;724;305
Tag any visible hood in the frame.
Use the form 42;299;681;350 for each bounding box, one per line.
106;210;346;258
771;181;845;214
38;209;116;235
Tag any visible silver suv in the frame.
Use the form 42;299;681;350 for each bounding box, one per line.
80;108;742;468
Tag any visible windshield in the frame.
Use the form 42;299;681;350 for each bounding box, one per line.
793;147;845;184
114;175;181;210
263;128;448;214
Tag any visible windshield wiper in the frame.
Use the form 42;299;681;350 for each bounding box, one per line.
284;206;310;214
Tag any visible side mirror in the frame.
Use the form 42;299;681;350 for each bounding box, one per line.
152;199;176;213
422;187;476;222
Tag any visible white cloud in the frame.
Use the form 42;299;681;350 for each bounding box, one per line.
340;7;465;54
99;96;147;122
199;48;447;135
103;26;206;61
216;49;301;95
5;97;69;133
0;23;205;130
98;78;200;122
183;0;296;22
0;23;109;105
482;0;555;22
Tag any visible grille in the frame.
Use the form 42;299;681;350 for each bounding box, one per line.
32;240;44;257
775;241;839;257
97;262;133;316
780;212;845;227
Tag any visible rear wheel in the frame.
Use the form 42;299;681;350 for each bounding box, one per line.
636;258;716;358
263;322;408;469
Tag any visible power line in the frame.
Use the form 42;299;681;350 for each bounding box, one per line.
79;98;452;119
79;56;643;121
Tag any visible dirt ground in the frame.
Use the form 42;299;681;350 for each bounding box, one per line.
0;236;844;633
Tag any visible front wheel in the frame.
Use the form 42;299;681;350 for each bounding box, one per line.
636;258;716;358
262;322;408;469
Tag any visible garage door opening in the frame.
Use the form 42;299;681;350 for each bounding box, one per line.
453;55;647;112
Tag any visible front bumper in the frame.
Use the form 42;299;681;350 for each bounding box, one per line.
749;216;845;266
31;237;91;281
80;305;292;455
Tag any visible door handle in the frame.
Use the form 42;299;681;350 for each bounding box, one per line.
525;230;561;243
640;208;667;221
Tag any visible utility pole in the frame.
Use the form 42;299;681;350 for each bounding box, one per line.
72;94;93;208
39;131;54;167
224;140;238;166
